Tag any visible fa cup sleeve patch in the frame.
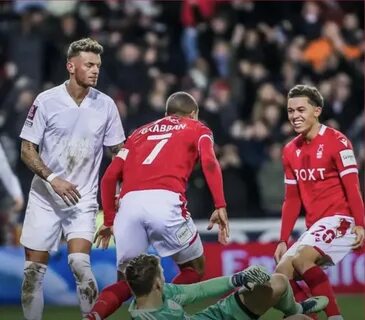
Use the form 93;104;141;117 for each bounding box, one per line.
339;149;356;167
27;104;38;120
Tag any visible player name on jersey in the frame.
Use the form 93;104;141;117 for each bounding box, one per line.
140;123;187;134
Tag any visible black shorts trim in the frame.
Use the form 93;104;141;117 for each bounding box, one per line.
234;292;260;320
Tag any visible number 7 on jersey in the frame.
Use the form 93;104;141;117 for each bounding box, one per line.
142;133;172;165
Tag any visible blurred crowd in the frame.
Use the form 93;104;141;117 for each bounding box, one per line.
0;0;363;244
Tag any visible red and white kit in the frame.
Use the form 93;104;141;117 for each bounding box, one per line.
102;116;226;267
281;125;364;265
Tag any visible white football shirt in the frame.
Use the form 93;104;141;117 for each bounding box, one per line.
20;82;125;205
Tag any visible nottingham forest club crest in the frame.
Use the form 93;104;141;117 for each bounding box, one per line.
316;144;324;159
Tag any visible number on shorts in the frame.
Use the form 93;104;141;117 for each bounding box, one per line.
310;225;326;235
142;133;172;165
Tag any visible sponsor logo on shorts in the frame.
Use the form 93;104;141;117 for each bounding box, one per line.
175;223;193;245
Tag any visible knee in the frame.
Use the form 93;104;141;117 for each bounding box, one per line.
270;273;289;297
68;253;91;280
292;254;311;275
22;261;47;298
275;260;294;279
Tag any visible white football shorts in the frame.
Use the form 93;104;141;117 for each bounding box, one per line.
20;190;98;253
114;189;203;269
283;215;356;266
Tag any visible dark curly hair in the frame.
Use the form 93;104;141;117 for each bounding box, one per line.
125;254;161;297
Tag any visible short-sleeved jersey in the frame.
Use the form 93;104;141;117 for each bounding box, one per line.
20;82;125;203
119;115;213;198
283;125;358;228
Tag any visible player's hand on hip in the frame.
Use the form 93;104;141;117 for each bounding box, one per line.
274;241;288;264
94;225;113;249
50;176;81;206
207;208;230;245
351;226;365;249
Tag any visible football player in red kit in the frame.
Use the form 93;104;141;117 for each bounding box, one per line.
274;85;364;320
85;91;229;320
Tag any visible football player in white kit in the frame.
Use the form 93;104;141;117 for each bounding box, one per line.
19;38;125;319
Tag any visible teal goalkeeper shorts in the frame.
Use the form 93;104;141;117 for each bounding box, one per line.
191;292;259;320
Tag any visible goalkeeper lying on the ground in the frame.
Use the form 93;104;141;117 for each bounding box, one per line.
119;254;328;320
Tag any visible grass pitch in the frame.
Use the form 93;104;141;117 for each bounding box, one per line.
0;295;363;319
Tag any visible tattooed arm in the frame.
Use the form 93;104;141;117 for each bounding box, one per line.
20;139;80;205
108;142;124;157
20;139;52;180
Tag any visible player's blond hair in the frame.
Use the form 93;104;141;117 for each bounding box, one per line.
288;85;324;108
67;38;103;60
166;91;198;116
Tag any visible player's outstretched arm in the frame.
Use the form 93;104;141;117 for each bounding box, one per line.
333;136;365;248
100;155;125;227
21;139;80;206
96;155;125;249
199;136;229;244
275;183;301;263
199;136;226;209
170;265;270;306
340;174;365;249
169;276;234;306
207;208;230;245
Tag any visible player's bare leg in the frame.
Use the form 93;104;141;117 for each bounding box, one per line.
172;234;205;284
291;245;343;319
277;245;342;318
22;247;49;320
238;272;328;318
85;262;134;320
172;254;205;284
276;256;319;319
68;238;98;317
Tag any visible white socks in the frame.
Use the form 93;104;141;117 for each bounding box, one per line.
22;261;47;320
328;316;344;320
68;253;98;316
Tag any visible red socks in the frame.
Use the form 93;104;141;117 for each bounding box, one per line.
289;280;309;302
289;280;318;320
88;280;131;319
172;267;202;284
302;266;341;317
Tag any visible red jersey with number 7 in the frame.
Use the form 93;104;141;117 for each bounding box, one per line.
283;125;361;228
118;116;214;198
